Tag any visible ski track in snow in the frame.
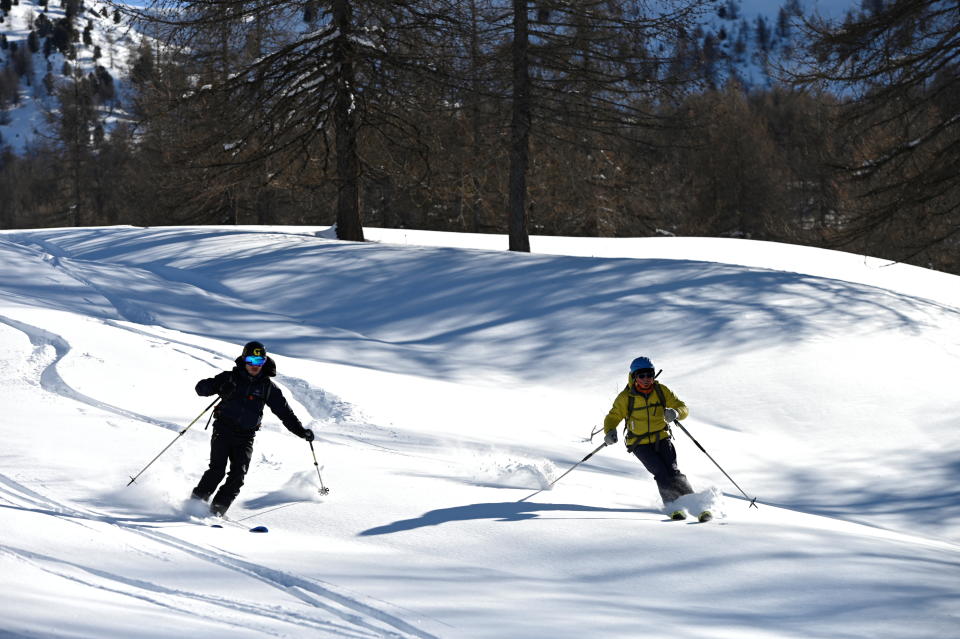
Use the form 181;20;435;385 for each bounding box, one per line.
0;310;726;509
0;314;181;431
15;235;159;325
0;312;444;637
3;313;948;636
96;321;418;459
0;311;360;436
1;304;538;495
3;232;856;492
0;471;438;639
96;321;531;473
4;227;960;637
98;319;362;428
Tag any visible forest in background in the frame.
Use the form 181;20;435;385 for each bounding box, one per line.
0;0;957;274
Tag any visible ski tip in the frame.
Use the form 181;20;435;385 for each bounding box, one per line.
698;510;713;523
249;525;269;533
211;523;224;528
670;510;687;521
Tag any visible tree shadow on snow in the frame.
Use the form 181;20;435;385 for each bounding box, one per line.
761;450;960;537
358;501;650;536
15;229;950;385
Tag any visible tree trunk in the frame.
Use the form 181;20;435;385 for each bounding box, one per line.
332;0;365;242
469;0;483;233
507;0;531;252
71;74;83;227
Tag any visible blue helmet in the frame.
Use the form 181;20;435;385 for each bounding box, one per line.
629;356;654;373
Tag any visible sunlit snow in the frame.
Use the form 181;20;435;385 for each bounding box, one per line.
1;225;957;638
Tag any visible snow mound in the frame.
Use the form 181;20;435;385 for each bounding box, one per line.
277;374;356;423
241;470;327;510
670;485;727;519
102;477;188;519
470;453;557;489
182;496;213;519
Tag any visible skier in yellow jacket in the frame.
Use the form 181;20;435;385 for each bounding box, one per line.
602;356;694;507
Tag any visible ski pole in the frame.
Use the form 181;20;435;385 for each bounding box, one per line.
673;419;758;508
126;397;220;487
518;442;608;503
308;440;330;495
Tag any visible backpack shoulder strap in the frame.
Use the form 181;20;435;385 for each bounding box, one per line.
654;382;673;441
654;382;666;408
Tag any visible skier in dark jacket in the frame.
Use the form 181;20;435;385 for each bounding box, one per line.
191;341;314;516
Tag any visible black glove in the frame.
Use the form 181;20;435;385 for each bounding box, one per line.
303;429;315;442
604;429;618;445
217;378;236;397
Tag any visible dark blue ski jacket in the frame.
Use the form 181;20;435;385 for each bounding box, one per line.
196;356;306;437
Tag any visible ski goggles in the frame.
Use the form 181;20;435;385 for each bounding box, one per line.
632;370;656;379
244;355;267;366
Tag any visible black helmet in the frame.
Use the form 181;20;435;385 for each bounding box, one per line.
242;341;267;359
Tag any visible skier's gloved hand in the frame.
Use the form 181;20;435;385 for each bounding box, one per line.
217;378;236;397
303;429;315;442
663;408;678;423
604;429;618;445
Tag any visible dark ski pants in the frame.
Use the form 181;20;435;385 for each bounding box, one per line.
631;438;693;506
192;428;255;515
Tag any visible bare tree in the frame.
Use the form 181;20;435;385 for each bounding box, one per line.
790;0;960;268
131;0;463;241
507;0;531;251
500;0;710;252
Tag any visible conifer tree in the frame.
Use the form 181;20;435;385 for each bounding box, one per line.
132;0;466;239
792;0;960;270
500;0;710;251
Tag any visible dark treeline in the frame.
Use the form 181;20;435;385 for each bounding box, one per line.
1;0;957;274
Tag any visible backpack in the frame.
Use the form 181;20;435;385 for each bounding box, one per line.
623;380;670;449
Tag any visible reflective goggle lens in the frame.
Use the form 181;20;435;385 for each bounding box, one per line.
245;355;266;366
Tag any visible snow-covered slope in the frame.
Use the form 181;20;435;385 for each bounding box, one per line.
0;0;138;152
1;225;958;638
696;0;865;89
1;1;866;153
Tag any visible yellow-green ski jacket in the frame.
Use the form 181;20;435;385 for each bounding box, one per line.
603;379;689;447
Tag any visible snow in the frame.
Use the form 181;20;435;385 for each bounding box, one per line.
1;224;959;639
0;0;139;153
738;0;858;20
2;0;866;152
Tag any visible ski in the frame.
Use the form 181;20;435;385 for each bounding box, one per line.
202;516;269;533
670;510;687;520
210;522;269;533
697;510;713;523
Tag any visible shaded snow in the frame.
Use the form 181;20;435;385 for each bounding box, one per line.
0;225;958;638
